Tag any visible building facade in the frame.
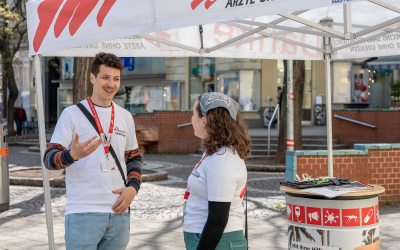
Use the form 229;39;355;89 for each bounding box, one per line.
11;55;396;129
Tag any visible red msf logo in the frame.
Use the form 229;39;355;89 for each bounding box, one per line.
191;0;218;10
33;0;117;52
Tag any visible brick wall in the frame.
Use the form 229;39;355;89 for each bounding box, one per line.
333;110;400;148
133;111;201;153
286;144;400;205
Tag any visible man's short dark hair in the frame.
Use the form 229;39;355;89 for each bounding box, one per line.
91;52;124;77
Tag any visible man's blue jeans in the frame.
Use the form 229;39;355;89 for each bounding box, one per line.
65;213;130;250
16;121;23;135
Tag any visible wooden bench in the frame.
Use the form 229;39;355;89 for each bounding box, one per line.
135;128;158;153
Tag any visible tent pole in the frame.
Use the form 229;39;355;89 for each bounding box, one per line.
324;42;333;178
34;55;55;250
344;3;353;40
287;60;294;151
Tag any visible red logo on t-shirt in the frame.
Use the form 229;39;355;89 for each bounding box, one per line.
293;205;305;224
114;126;120;131
323;208;340;227
362;207;375;226
306;207;321;226
342;209;360;227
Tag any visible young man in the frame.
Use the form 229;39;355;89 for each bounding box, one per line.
43;53;142;250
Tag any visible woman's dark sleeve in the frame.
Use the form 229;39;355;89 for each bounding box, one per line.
196;201;231;250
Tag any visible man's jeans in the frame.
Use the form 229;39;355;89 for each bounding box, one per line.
65;213;130;250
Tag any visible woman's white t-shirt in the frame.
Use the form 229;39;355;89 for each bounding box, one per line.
183;147;247;234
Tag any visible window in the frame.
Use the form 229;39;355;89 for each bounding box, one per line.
216;70;260;111
189;57;216;108
332;62;352;104
58;88;73;118
121;57;166;76
121;85;163;114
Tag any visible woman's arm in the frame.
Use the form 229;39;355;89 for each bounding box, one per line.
196;201;231;250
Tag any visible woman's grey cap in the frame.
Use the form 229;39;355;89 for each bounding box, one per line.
199;92;239;121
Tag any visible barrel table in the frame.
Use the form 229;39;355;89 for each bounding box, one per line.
280;185;385;250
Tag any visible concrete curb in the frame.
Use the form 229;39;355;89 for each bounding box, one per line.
246;165;285;172
9;167;168;187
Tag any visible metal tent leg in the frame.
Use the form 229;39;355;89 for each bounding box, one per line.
324;51;334;178
34;55;55;250
287;60;294;151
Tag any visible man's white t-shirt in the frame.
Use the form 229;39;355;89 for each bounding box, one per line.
183;147;247;234
50;100;138;215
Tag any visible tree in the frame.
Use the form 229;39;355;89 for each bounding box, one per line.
0;0;27;136
293;60;305;151
276;60;305;163
73;57;93;104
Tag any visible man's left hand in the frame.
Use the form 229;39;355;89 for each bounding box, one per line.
112;186;137;215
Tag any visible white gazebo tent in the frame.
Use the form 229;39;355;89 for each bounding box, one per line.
25;0;400;248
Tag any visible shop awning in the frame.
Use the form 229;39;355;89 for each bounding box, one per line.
367;56;400;70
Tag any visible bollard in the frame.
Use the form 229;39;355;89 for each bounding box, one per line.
0;122;9;212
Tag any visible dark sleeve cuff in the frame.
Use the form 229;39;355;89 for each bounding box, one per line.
127;180;140;193
63;150;76;165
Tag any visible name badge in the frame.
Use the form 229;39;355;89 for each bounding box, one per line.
102;159;116;172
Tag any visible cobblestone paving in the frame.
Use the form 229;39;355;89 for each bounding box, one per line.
4;148;287;220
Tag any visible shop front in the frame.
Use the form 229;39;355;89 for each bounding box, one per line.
51;56;323;128
16;50;37;122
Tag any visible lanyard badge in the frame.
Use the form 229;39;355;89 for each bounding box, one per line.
87;97;116;171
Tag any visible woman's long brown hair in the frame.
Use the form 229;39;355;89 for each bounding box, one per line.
196;95;251;159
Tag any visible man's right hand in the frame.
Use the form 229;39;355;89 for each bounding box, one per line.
69;133;103;161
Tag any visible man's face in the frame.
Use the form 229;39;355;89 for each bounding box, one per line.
19;104;23;109
91;65;121;102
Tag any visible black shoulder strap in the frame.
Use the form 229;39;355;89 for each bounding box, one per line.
76;103;127;187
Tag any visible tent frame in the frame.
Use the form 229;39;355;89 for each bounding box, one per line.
32;1;400;249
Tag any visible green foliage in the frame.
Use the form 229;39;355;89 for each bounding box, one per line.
275;203;284;210
385;201;393;206
378;105;390;109
390;80;400;89
146;150;158;154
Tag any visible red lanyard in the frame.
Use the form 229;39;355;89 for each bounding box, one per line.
87;97;114;158
184;154;208;200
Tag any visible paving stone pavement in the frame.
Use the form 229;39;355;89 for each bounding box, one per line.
2;147;400;249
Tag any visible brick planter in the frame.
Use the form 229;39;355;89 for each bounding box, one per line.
133;111;201;154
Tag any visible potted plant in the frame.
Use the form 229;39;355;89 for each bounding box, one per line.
267;96;273;107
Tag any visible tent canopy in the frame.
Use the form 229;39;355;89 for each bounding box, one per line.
27;0;400;60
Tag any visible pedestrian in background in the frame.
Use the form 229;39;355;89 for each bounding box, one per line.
14;104;27;136
183;92;250;250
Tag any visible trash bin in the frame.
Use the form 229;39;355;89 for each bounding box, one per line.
0;122;9;212
281;185;385;250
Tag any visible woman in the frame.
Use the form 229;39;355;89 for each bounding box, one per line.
183;92;251;250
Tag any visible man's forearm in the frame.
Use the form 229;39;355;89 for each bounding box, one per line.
125;148;142;193
43;143;75;170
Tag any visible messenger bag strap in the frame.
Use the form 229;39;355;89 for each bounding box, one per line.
76;103;127;187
